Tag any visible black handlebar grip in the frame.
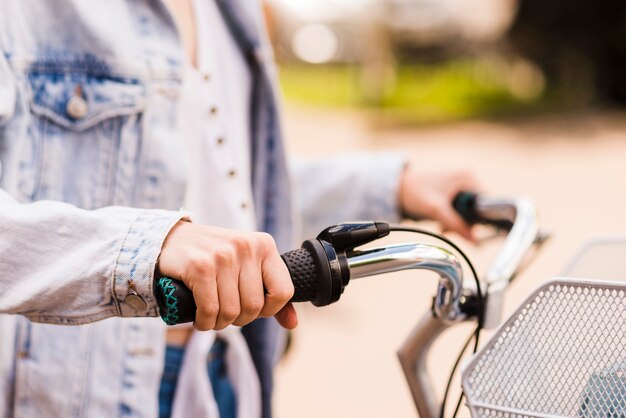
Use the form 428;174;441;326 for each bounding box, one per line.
453;191;514;230
155;276;196;325
281;247;319;303
154;241;336;325
452;191;480;225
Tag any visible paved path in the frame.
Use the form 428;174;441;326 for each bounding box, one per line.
275;104;626;418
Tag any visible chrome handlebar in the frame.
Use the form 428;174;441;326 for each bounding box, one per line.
475;196;540;328
348;243;465;322
395;196;542;418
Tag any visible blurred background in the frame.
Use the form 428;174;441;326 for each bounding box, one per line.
265;0;626;123
262;0;626;417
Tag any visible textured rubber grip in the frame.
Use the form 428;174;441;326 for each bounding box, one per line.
281;248;319;303
154;247;326;325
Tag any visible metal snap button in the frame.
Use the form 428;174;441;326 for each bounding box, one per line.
125;294;147;311
66;94;88;120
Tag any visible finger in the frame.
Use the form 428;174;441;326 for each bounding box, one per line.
232;259;264;327
214;253;241;330
259;252;294;318
187;259;220;331
439;206;476;243
274;303;298;329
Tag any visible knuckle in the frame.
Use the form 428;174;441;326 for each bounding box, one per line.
200;303;220;319
242;298;264;316
220;306;241;323
274;283;295;302
214;246;236;265
255;232;276;251
231;234;252;251
189;256;214;277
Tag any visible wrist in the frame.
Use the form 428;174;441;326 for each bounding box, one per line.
155;219;192;279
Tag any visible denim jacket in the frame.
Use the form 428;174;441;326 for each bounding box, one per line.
0;1;405;417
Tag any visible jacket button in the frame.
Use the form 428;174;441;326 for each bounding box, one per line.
66;95;88;119
125;294;147;311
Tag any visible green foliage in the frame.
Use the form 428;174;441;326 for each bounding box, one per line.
279;65;362;107
279;60;549;124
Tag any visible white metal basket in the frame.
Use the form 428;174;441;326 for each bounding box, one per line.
462;278;626;418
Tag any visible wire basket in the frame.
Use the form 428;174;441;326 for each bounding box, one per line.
462;278;626;418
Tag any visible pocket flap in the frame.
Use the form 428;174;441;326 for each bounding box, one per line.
28;72;145;131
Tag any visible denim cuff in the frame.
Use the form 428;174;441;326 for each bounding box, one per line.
112;209;188;317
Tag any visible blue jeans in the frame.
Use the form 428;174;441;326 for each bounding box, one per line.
159;340;236;418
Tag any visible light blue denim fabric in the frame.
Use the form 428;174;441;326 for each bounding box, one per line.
0;1;405;417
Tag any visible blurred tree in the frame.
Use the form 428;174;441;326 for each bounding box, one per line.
508;0;626;104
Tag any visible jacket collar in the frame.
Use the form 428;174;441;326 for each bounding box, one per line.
214;0;263;67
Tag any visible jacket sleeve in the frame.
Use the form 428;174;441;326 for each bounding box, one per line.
291;152;407;240
0;189;187;325
0;48;188;325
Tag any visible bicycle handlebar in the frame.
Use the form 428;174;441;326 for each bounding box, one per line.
153;192;532;326
154;221;391;325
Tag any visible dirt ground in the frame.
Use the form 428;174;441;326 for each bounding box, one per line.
273;104;626;418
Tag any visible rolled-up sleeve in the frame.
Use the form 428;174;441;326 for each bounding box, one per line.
0;189;187;325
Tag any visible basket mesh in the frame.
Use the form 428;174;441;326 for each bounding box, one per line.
462;278;626;418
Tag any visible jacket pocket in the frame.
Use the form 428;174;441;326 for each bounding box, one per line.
28;72;145;131
21;72;146;208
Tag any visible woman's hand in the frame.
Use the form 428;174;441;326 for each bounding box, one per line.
399;166;480;242
156;222;298;331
